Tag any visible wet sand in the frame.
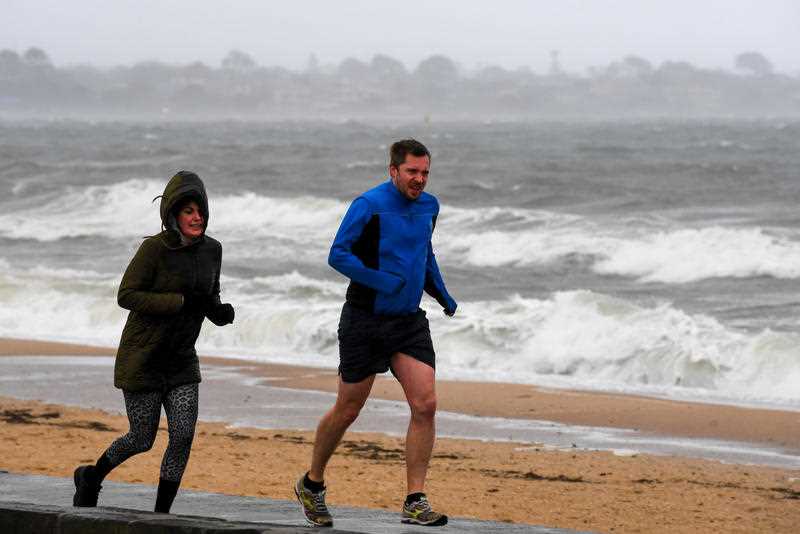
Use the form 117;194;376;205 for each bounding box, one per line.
2;337;798;450
2;396;799;533
1;338;799;532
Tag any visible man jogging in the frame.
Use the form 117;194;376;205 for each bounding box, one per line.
295;139;457;527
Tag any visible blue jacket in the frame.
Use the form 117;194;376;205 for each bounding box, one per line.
329;180;457;316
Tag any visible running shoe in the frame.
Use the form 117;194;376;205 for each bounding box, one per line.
401;494;448;526
294;475;333;527
72;465;102;507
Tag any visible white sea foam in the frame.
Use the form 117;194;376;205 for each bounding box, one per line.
0;262;343;367
3;180;800;285
0;260;798;409
438;210;800;283
430;290;800;407
344;160;383;170
0;179;347;245
212;192;345;244
0;179;165;241
593;226;800;283
0;264;125;347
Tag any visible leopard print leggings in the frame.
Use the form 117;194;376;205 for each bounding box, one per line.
103;383;198;482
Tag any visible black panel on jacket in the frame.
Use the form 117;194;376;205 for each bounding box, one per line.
345;214;380;312
423;214;447;307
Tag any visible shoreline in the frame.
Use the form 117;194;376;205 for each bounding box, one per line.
2;337;800;532
2;395;799;533
2;337;798;454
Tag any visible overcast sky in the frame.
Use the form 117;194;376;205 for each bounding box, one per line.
2;0;798;74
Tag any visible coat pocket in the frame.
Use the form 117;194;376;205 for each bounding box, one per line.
119;315;144;346
120;313;163;347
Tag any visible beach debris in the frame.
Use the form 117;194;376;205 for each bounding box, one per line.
73;421;115;431
478;467;586;483
432;452;469;460
771;487;800;500
0;408;114;431
216;431;251;440
0;409;54;424
341;440;404;461
272;434;309;444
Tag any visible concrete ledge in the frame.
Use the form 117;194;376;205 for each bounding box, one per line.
0;501;346;534
1;472;586;533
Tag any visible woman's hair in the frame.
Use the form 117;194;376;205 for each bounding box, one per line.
172;194;202;215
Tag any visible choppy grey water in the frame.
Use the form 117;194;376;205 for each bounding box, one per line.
1;118;799;409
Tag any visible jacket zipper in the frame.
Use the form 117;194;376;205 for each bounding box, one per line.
192;248;198;291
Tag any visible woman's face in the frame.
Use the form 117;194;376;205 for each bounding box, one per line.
176;200;204;239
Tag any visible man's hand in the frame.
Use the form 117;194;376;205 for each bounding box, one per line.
444;303;457;317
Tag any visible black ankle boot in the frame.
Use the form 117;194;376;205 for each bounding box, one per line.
154;478;180;513
72;465;102;507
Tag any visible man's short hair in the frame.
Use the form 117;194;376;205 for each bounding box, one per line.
389;139;431;168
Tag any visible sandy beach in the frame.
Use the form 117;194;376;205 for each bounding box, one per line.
1;337;799;533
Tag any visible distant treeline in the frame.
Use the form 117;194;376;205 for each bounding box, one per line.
1;47;798;118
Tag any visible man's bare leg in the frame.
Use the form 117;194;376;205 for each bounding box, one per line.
308;374;376;482
391;353;436;494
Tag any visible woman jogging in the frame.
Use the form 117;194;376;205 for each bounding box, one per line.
72;170;234;513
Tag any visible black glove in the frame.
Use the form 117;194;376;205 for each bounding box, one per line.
182;293;214;314
207;303;235;326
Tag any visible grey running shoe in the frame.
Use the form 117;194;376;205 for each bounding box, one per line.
401;494;448;526
294;475;333;527
72;465;102;507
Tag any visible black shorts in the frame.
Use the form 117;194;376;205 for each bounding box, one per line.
337;303;436;384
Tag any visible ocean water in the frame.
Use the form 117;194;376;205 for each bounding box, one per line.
1;118;799;410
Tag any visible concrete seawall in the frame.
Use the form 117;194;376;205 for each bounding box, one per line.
0;472;588;533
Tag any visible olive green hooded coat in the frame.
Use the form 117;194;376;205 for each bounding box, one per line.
114;171;222;391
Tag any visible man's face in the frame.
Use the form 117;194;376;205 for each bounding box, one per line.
390;154;430;201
